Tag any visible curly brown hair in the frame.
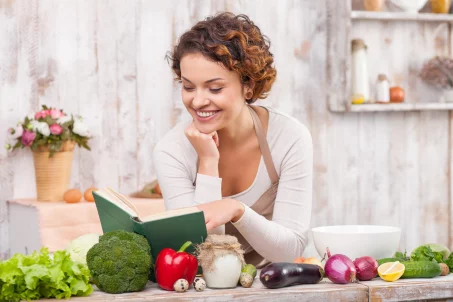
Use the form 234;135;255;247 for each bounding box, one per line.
167;12;277;103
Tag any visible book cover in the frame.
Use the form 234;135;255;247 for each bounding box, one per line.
92;188;207;279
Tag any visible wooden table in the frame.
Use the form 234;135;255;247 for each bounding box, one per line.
363;274;453;301
43;279;369;302
39;274;453;302
8;198;453;301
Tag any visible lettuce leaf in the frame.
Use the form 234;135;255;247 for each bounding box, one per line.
394;250;410;260
445;253;453;271
411;246;446;263
0;248;92;301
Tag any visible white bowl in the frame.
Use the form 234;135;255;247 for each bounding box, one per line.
389;0;428;13
311;225;401;260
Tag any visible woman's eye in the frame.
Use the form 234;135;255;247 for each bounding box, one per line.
210;88;223;93
183;86;195;92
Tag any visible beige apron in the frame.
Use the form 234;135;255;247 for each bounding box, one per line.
225;105;280;268
193;105;279;268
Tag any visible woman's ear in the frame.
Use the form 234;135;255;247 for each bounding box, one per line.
244;81;255;100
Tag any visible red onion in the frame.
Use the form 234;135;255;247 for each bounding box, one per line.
324;248;357;284
353;256;378;281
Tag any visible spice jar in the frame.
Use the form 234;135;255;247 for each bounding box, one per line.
196;235;245;289
375;74;390;104
430;0;452;13
351;39;370;104
363;0;384;11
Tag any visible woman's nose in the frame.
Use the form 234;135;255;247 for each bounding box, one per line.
192;91;210;108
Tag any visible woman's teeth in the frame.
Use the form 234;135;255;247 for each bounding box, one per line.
197;111;218;117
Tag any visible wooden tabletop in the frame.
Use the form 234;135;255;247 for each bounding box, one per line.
43;279;369;302
362;274;453;302
37;274;453;302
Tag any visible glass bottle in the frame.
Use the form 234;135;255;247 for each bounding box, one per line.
375;74;390;104
351;39;370;104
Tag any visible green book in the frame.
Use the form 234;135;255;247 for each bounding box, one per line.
92;187;207;280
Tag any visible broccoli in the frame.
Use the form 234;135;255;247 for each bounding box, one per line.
86;230;152;294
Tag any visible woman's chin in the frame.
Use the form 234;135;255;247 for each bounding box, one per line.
196;124;218;134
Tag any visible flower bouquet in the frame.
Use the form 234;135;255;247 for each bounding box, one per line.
5;105;91;201
419;56;453;102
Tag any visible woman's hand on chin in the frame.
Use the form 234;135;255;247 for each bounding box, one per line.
197;199;245;230
185;122;220;177
185;122;219;159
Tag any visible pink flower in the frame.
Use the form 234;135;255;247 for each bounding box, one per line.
35;110;48;120
50;109;63;119
49;123;63;135
21;130;36;146
7;128;13;135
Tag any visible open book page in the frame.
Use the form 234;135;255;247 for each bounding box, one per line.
141;206;201;222
95;188;141;218
105;188;141;216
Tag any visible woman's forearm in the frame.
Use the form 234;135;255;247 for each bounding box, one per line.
198;157;219;178
230;199;245;223
232;206;308;262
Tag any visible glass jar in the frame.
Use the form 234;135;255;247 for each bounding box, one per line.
431;0;452;13
196;235;245;289
363;0;385;11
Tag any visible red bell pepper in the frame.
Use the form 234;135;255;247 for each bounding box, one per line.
155;241;198;291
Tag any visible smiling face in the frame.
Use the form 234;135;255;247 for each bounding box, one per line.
180;53;249;134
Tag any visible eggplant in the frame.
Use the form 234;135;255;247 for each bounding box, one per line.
259;262;323;289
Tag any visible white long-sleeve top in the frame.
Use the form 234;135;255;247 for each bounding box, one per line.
153;106;313;263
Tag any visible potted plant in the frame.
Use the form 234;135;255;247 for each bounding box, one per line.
419;56;453;102
5;105;91;201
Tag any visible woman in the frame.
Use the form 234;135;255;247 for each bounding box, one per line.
154;12;313;267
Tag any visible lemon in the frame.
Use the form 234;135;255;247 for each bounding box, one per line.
351;94;365;104
378;261;405;282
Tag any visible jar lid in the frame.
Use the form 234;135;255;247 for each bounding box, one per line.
195;235;245;272
351;39;367;52
378;74;388;81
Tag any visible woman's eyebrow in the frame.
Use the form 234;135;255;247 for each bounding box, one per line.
181;76;224;84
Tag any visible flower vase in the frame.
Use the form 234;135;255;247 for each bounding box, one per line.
442;89;453;102
33;140;75;201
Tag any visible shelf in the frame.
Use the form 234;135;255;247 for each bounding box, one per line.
347;102;453;112
351;11;453;22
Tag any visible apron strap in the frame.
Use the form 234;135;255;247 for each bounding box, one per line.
247;105;279;185
193;105;279;186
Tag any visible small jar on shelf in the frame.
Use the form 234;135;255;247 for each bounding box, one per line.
389;86;405;103
363;0;385;11
430;0;452;13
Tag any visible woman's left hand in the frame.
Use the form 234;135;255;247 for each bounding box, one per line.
197;199;245;231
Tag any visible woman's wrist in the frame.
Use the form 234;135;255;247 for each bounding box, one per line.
198;157;219;177
231;199;245;223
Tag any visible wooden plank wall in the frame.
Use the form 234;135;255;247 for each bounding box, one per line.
0;0;451;258
349;0;451;250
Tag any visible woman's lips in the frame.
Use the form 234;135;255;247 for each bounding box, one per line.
194;110;221;122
